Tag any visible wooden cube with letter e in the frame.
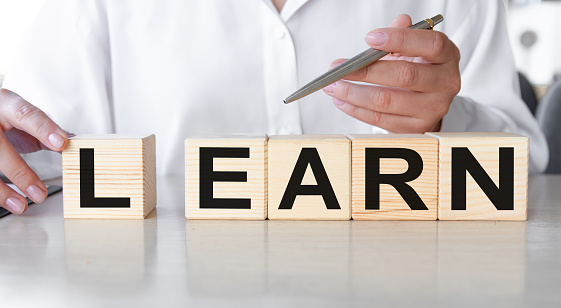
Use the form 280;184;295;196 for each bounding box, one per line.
268;135;351;220
426;132;528;221
349;134;438;220
185;135;268;220
62;134;157;219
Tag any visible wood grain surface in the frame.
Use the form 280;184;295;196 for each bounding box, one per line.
349;134;438;220
62;134;157;219
427;132;528;221
185;135;268;220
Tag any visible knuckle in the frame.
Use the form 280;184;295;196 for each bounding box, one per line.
345;103;361;121
450;75;462;94
443;67;461;95
355;66;369;81
349;104;359;117
431;32;447;56
14;103;40;124
373;87;392;111
428;99;450;120
339;82;351;101
369;111;383;125
393;30;406;49
453;45;461;62
9;166;32;186
397;63;418;88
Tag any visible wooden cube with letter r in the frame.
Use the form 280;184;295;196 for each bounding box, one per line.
349;134;438;220
62;134;157;219
426;132;528;221
268;135;351;220
185;135;268;220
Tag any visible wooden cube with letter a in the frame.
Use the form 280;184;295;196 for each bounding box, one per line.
349;134;438;220
185;135;268;220
268;135;351;220
62;134;157;219
426;132;528;221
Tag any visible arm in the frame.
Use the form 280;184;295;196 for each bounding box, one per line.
322;0;548;173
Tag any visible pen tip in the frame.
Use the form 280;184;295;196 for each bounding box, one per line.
283;99;288;104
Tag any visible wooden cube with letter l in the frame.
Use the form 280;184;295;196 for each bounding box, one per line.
185;135;268;220
426;132;528;221
62;134;157;219
349;134;438;220
268;135;351;220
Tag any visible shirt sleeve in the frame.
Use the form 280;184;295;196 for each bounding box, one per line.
440;0;549;174
2;0;113;179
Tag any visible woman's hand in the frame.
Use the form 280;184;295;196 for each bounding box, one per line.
323;14;461;133
0;88;68;214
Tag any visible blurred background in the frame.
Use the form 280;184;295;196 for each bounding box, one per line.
1;0;559;88
0;0;560;172
509;0;561;94
0;0;44;80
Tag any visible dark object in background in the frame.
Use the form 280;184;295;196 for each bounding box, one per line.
0;185;63;218
536;78;561;174
519;72;538;115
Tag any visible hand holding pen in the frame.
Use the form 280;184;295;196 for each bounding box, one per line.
286;14;460;133
326;14;460;133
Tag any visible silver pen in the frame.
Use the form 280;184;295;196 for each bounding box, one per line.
283;14;444;104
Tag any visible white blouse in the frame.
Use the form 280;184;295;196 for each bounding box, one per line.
3;0;548;177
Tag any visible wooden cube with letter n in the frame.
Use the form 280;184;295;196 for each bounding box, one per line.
426;132;528;221
185;135;268;220
268;135;351;220
62;134;157;219
349;134;438;220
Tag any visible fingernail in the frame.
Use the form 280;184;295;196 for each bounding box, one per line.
365;31;388;46
323;83;336;95
5;197;25;214
48;133;65;149
26;185;47;203
333;98;345;107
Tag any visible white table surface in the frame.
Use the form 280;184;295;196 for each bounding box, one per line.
1;175;560;308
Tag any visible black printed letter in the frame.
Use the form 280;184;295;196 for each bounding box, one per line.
451;147;514;210
199;147;251;209
365;148;427;210
80;148;131;208
278;148;340;210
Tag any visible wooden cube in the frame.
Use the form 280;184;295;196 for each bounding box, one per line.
62;134;157;219
426;132;528;221
349;134;438;220
185;135;268;220
268;135;351;220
